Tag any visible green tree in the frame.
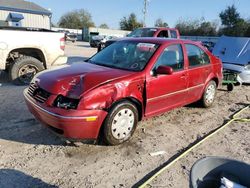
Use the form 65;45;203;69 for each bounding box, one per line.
99;23;109;29
245;22;250;37
219;5;248;36
219;5;240;27
154;18;168;27
58;9;95;29
175;19;217;36
196;22;217;36
120;13;143;30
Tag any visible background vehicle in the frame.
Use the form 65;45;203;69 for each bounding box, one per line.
97;27;180;52
65;33;77;43
127;27;180;38
90;35;117;48
202;41;215;52
212;36;250;84
0;27;67;85
24;38;222;145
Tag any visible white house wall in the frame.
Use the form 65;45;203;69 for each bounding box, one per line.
0;10;50;29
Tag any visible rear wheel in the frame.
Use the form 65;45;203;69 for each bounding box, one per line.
227;83;234;92
201;80;217;108
103;101;138;145
9;56;44;85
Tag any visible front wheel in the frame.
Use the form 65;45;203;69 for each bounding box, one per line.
103;101;138;145
201;80;217;108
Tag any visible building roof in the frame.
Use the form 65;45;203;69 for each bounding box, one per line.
0;0;51;16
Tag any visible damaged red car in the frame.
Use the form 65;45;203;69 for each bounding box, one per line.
24;38;222;145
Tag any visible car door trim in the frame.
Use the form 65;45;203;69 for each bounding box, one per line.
147;84;204;102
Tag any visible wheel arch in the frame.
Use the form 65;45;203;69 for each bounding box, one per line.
7;48;46;69
211;77;219;87
107;97;143;121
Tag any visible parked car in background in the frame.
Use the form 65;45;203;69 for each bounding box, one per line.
90;35;117;48
97;27;180;52
202;41;215;52
66;33;77;43
58;30;77;43
0;26;67;85
24;38;222;145
127;27;180;38
212;36;250;84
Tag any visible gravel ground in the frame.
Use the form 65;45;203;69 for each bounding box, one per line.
0;42;249;188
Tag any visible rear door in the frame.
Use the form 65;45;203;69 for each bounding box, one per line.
145;43;188;116
184;44;212;102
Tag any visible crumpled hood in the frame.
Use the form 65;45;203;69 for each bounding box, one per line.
35;62;134;98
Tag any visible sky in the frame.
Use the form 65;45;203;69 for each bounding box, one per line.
28;0;249;29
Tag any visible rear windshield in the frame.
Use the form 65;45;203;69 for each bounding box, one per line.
127;28;157;37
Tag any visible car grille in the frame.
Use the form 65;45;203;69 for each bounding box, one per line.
27;83;50;103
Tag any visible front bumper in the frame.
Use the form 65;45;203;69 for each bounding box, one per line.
223;64;250;84
23;89;108;140
237;71;250;84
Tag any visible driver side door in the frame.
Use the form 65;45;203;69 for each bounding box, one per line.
145;43;188;117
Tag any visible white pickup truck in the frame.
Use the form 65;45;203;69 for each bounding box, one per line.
0;27;67;85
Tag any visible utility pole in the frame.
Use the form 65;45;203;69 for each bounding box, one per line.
143;0;149;27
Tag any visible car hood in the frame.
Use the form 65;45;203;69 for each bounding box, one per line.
223;63;245;73
35;62;135;98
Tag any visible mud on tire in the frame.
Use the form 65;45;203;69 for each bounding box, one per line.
9;56;44;85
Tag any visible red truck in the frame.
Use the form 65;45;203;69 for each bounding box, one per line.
98;27;180;51
127;27;180;38
24;38;222;145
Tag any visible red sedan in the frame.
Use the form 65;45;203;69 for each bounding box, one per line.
24;38;222;145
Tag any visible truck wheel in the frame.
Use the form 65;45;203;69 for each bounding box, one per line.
201;80;217;108
10;56;44;85
227;83;234;92
103;101;138;145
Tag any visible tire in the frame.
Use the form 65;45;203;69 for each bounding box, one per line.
227;83;234;92
103;101;139;145
9;56;45;85
201;80;217;108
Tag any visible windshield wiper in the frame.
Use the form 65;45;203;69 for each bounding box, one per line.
94;62;116;69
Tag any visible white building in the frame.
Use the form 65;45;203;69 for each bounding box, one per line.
0;0;51;29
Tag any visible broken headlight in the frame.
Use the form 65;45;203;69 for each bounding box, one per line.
54;95;79;110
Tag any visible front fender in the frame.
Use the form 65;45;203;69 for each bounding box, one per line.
78;78;145;111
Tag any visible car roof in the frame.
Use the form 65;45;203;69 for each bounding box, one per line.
137;27;177;31
118;37;198;45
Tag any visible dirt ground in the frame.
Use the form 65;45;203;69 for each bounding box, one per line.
0;42;249;188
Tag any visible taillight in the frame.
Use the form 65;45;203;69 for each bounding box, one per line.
60;37;65;51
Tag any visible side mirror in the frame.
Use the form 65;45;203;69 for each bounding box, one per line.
155;65;173;75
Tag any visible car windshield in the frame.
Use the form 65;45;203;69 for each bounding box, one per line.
127;28;157;37
89;41;159;71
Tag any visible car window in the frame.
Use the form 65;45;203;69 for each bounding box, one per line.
170;30;177;38
89;41;159;71
127;28;156;37
185;44;210;67
154;44;184;71
157;31;169;38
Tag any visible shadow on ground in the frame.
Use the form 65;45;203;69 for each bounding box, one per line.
0;117;66;146
0;169;58;188
0;71;9;83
